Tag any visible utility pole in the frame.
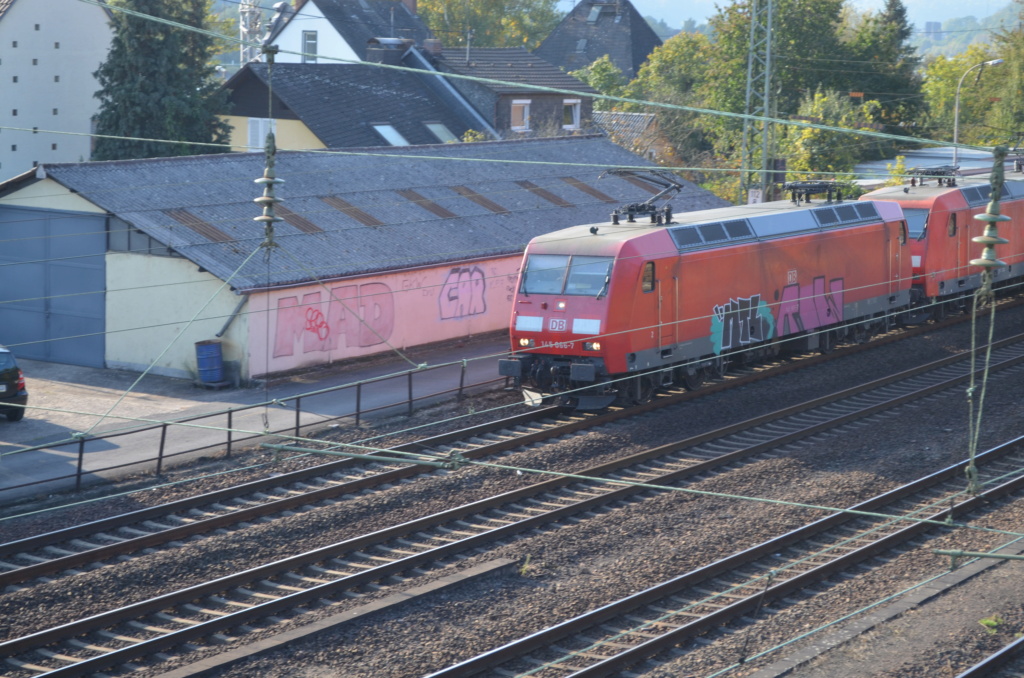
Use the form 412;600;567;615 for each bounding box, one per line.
738;0;774;204
239;0;264;65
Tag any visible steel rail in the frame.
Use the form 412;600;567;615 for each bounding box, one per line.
426;433;1024;678
4;341;1024;676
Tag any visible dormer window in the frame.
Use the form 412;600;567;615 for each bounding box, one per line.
372;124;409;146
511;100;531;132
302;31;317;63
563;99;581;130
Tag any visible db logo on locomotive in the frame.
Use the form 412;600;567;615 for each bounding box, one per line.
549;318;568;332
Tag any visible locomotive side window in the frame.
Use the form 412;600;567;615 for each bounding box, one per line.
899;221;907;245
947;212;957;236
522;254;569;294
641;261;655;293
564;256;613;296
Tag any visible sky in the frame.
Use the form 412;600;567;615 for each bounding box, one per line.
555;0;1010;30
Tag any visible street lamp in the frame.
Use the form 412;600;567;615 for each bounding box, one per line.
953;58;1003;167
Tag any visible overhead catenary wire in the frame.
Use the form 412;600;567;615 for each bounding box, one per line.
0;1;1008;443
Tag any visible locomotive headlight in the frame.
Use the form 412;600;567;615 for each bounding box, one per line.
556;300;567;310
584;341;602;351
518;338;535;348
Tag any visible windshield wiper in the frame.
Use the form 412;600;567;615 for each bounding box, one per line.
596;274;610;299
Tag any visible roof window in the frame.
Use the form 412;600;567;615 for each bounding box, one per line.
425;122;458;143
372;124;410;146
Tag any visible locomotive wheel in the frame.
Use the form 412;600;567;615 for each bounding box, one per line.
683;370;703;391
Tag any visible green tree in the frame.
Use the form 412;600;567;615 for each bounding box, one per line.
570;55;627;111
986;2;1024;149
844;0;923;128
93;0;231;161
623;31;714;163
417;0;561;49
781;87;882;177
921;43;1001;146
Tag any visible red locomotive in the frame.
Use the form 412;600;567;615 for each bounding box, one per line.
859;168;1024;321
499;171;1024;409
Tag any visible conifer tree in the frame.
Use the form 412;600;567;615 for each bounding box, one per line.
93;0;231;160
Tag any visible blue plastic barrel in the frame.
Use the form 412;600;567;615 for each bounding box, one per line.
195;340;224;383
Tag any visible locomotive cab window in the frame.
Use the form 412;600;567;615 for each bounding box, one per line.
521;254;613;296
947;212;957;237
904;208;928;240
522;254;568;294
564;256;613;295
641;261;655;293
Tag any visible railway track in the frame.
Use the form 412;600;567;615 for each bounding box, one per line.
955;627;1024;677
2;334;1023;677
427;432;1024;678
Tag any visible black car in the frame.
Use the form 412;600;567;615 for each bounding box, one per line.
0;346;28;422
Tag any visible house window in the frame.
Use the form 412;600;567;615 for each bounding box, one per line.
10;145;16;152
51;143;57;150
11;41;16;48
54;42;60;49
248;117;275;149
511;100;531;131
11;109;16;116
35;24;40;30
302;31;317;63
12;76;17;83
32;59;37;65
53;108;58;115
563;99;581;129
54;75;59;82
425;122;458;143
372;124;409;146
575;38;587;53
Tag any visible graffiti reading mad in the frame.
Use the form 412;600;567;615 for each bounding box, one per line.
439;266;487;320
777;276;844;336
274;283;394;357
710;294;776;354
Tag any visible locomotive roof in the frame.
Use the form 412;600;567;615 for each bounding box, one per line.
862;176;1024;207
532;196;900;254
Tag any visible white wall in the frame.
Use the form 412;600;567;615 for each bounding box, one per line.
0;0;112;180
272;2;360;64
106;253;249;381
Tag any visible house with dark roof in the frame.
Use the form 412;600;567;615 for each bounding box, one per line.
256;0;431;66
0;136;728;380
533;0;662;80
0;0;113;179
431;47;599;138
222;61;480;150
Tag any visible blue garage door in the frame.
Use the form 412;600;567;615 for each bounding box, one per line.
0;206;106;367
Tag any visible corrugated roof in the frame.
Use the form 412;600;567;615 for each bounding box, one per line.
23;136;729;291
230;63;475;147
436;47;598;95
534;0;662;80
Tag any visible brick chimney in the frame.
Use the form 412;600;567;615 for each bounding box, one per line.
402;0;417;14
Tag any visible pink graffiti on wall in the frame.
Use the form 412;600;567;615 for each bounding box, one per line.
439;266;487;320
777;276;844;336
274;283;394;357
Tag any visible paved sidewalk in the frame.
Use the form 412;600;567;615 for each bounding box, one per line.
0;333;510;502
